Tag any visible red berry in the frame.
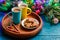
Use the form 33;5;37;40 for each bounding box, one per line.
36;10;40;14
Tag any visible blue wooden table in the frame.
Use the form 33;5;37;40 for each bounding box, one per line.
0;12;60;40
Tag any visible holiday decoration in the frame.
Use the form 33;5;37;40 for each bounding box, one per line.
0;0;20;11
0;0;11;11
31;0;44;15
52;18;59;24
44;0;60;24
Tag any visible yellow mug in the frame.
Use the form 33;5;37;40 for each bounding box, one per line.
20;3;32;19
18;3;32;19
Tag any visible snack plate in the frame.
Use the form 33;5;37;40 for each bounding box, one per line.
2;12;43;38
21;18;39;30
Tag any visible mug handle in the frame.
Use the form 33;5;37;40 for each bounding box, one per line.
8;12;13;26
8;12;12;20
27;8;32;15
8;12;12;15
